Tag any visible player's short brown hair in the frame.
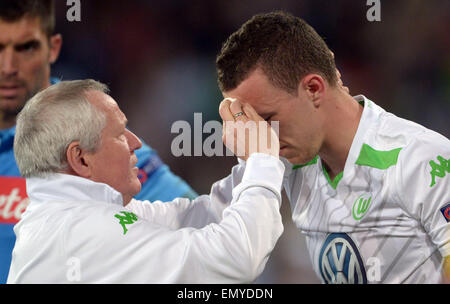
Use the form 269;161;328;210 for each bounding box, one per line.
216;11;337;94
0;0;55;38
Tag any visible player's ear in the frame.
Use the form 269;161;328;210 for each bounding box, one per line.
48;33;62;64
65;141;92;178
298;74;326;108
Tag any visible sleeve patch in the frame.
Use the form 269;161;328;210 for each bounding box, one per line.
440;203;450;223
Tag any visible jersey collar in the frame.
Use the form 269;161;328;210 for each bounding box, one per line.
343;95;385;176
26;173;124;207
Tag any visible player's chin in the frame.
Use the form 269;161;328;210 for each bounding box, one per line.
285;153;312;165
0;98;24;112
130;179;142;197
280;147;298;162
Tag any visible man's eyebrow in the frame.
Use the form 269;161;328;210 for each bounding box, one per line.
14;39;41;50
0;38;41;50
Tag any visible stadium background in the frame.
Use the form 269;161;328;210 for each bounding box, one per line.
52;0;449;283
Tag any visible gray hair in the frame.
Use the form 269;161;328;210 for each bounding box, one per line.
14;79;109;178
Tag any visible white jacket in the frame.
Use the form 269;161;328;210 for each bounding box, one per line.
7;153;285;283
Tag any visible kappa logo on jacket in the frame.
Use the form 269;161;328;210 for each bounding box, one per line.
114;211;138;235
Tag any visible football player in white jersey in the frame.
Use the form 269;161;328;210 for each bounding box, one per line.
215;11;450;283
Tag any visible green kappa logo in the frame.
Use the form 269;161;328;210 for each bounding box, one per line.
429;155;449;188
114;211;138;235
352;194;372;221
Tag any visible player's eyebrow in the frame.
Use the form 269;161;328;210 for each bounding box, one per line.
14;39;41;52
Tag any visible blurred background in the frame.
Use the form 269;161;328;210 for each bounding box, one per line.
52;0;450;283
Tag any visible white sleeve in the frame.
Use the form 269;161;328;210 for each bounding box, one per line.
394;132;450;258
126;158;248;229
78;153;285;283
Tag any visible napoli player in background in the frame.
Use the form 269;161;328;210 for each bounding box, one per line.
0;0;196;284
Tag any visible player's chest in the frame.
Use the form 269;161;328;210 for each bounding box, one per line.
288;167;419;284
289;166;405;232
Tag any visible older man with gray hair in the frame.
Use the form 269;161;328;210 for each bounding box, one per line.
8;79;285;283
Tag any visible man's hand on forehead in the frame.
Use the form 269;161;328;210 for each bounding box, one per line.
219;97;280;161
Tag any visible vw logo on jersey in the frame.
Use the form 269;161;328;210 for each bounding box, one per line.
318;233;367;284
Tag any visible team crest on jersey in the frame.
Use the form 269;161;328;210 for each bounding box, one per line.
352;194;373;221
319;233;367;284
440;203;450;222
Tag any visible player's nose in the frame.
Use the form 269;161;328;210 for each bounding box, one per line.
0;48;19;77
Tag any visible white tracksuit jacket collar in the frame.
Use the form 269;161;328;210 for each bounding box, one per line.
26;173;124;206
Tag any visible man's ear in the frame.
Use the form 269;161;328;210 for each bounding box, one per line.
66;142;92;178
48;33;62;64
298;74;326;108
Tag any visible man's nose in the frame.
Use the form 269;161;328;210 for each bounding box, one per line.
126;129;143;152
0;48;19;77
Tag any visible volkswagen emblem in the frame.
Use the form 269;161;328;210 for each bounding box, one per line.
318;233;367;284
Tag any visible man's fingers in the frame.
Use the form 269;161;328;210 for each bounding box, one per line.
220;97;280;160
229;99;248;122
243;103;263;121
219;97;248;122
219;98;235;121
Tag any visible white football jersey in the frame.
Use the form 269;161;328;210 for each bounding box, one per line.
284;95;450;283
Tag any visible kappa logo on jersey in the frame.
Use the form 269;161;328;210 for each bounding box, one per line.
440;204;450;223
0;176;29;224
319;233;367;284
352;194;372;220
429;155;449;188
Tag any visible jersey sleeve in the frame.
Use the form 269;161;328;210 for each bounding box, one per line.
133;139;198;202
394;131;450;258
75;153;285;283
126;155;247;229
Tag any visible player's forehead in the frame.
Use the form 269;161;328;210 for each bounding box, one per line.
223;68;289;115
0;16;47;45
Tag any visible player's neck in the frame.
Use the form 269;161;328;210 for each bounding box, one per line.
319;91;363;180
